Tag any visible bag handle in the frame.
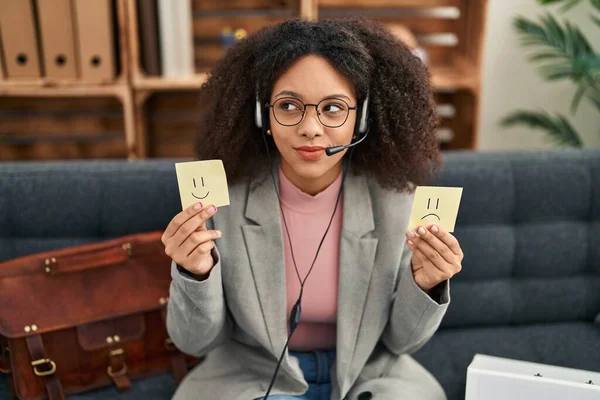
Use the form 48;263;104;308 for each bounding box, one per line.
43;241;132;276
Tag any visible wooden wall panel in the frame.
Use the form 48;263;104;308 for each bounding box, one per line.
192;0;300;12
145;92;201;158
319;0;461;7
191;0;300;72
0;97;127;160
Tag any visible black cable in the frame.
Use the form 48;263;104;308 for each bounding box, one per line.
260;130;354;399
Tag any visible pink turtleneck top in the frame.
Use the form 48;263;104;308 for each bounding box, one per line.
278;167;344;351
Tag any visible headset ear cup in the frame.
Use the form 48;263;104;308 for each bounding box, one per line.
354;95;370;138
358;96;369;135
255;97;263;129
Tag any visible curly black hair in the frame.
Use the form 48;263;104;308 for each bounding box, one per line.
194;17;440;192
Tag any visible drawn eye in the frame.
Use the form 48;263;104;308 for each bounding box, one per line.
193;177;205;188
427;198;440;209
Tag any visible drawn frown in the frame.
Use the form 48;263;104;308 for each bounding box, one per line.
421;198;441;221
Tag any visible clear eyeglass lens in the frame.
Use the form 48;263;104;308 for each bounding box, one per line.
273;98;349;127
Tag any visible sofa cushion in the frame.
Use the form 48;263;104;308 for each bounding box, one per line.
432;150;600;328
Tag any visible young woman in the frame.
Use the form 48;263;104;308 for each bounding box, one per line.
161;17;464;400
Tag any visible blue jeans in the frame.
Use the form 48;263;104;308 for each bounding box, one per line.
260;349;336;400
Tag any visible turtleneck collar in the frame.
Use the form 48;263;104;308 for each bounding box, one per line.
278;166;344;214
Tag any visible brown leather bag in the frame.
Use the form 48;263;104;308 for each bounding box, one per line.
0;231;200;400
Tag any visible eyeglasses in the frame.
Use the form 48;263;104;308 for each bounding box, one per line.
266;97;357;128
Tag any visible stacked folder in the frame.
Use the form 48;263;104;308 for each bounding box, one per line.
0;0;117;82
155;0;195;78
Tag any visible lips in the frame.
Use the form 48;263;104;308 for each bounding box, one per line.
294;146;325;161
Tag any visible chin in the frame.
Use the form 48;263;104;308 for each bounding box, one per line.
280;151;327;177
291;161;329;180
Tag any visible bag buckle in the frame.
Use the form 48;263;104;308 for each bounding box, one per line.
165;337;177;351
107;348;128;378
31;358;56;376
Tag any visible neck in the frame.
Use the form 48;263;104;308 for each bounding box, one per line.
280;161;343;196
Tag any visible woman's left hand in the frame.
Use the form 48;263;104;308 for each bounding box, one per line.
405;224;464;292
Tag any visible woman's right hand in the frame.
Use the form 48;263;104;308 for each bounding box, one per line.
161;202;221;278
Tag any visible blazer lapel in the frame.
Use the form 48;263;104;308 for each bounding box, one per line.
336;169;379;395
241;160;289;358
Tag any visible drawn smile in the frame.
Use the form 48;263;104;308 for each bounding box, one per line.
191;177;209;199
421;213;441;220
191;191;210;199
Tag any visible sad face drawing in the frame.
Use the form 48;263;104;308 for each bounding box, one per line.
421;197;441;222
408;186;463;233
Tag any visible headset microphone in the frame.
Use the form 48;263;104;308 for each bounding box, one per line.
325;122;370;156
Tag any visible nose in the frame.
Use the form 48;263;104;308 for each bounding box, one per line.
297;105;323;139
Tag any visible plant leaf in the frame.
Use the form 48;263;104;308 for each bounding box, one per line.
591;0;600;13
559;0;584;12
570;84;588;113
541;66;575;80
515;13;599;83
588;91;600;113
500;110;583;147
537;0;583;9
592;14;600;30
529;52;562;61
513;13;592;60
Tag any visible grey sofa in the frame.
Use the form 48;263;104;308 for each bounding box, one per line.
1;149;599;400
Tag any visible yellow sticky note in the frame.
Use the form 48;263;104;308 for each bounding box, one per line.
175;160;230;210
408;186;463;232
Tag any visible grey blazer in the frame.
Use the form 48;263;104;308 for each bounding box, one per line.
166;160;450;400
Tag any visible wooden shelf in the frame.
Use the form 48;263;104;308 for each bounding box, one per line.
0;0;487;161
319;0;461;7
132;73;208;91
132;67;476;92
0;82;128;97
429;56;479;91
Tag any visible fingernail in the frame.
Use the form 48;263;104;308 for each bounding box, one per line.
193;202;201;210
208;205;217;215
406;230;416;239
430;225;439;234
417;226;426;235
216;230;222;237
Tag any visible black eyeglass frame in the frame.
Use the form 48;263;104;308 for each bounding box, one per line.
265;97;358;128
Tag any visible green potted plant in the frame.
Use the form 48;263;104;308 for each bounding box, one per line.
501;0;600;147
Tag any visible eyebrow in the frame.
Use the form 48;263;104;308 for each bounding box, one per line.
274;90;351;102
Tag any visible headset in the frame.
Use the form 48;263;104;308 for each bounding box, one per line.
255;89;370;398
255;91;371;156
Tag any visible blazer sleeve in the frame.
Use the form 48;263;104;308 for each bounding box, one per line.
381;242;450;355
166;219;233;357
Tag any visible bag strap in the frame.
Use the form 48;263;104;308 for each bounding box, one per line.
107;347;131;391
43;241;132;276
0;335;10;374
26;334;64;400
161;304;189;384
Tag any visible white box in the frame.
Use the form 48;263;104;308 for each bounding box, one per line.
465;354;600;400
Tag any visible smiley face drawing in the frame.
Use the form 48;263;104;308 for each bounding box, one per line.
191;177;209;200
175;160;230;210
421;197;441;222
